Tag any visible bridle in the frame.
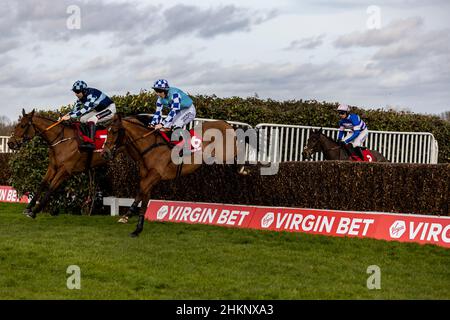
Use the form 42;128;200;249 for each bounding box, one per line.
12;115;68;148
303;132;342;159
106;118;165;159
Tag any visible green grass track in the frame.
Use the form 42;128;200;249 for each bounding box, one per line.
0;203;448;299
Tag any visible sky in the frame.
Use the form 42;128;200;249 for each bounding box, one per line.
1;0;449;123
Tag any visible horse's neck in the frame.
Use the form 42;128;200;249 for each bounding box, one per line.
319;134;340;160
123;121;159;155
32;116;67;143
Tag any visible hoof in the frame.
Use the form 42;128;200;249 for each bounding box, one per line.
238;166;249;176
23;208;32;215
26;212;36;219
117;216;128;223
118;216;129;224
129;232;139;238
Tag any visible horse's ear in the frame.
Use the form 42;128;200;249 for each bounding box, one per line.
22;108;26;116
319;127;322;133
30;109;35;117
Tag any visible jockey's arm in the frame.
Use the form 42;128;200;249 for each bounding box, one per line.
344;129;361;144
337;126;345;141
150;100;163;126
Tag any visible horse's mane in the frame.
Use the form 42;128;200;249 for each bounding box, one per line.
312;129;338;145
122;116;152;130
321;131;338;144
32;113;58;123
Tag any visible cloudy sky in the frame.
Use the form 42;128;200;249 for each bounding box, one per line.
1;0;449;122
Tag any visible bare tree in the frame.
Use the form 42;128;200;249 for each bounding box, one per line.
0;115;15;136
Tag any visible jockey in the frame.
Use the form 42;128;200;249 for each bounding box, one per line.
149;79;196;132
61;80;116;149
337;104;368;160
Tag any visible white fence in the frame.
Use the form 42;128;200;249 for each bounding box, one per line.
1;120;440;164
0;136;11;153
256;124;439;164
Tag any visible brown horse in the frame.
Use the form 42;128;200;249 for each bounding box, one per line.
8;109;108;217
302;128;388;162
102;113;245;237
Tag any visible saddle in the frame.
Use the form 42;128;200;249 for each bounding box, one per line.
72;122;108;152
348;147;375;162
158;128;202;154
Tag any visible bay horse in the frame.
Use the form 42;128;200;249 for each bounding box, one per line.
102;113;245;237
302;128;388;162
8;109;108;217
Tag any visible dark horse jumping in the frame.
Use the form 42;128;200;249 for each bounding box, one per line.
102;114;246;237
302;128;388;162
8;109;108;217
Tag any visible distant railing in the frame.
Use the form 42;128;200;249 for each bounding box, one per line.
256;124;439;164
1;120;440;164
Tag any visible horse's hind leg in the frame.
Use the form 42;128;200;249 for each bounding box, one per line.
130;170;161;237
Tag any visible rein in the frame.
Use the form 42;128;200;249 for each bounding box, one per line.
118;118;171;157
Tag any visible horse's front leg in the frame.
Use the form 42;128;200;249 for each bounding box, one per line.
27;169;69;218
118;165;147;223
117;197;141;223
23;181;49;216
23;166;56;216
130;169;161;237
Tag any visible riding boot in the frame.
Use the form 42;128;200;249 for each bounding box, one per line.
171;126;184;157
80;122;96;150
354;147;365;161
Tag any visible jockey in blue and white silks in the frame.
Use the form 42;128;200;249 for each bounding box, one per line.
61;80;116;149
66;80;116;124
149;79;196;130
337;104;368;160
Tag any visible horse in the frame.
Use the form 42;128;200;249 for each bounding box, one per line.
302;128;388;162
7;109;108;217
102;113;246;237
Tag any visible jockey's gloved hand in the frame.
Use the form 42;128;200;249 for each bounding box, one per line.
338;141;347;147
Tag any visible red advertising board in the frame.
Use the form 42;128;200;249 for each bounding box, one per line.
145;200;255;228
0;186;30;203
146;200;450;248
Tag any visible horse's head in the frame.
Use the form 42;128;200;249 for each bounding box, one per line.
302;128;323;160
102;113;125;160
8;109;37;150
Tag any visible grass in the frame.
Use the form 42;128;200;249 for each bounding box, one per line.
0;202;448;299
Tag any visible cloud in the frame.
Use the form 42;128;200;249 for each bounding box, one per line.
311;0;450;9
285;34;325;50
1;1;277;48
144;4;278;44
334;17;423;48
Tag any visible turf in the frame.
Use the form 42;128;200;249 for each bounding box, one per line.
0;203;448;299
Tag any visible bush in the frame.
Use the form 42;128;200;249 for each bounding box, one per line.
3;93;448;216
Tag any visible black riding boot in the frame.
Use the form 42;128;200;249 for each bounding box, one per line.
354;147;365;161
80;122;96;149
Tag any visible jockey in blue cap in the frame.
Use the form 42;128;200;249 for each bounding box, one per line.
337;104;368;160
149;79;196;131
61;80;116;149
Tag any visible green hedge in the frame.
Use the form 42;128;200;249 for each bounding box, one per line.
2;92;449;215
143;162;450;216
109;92;449;163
